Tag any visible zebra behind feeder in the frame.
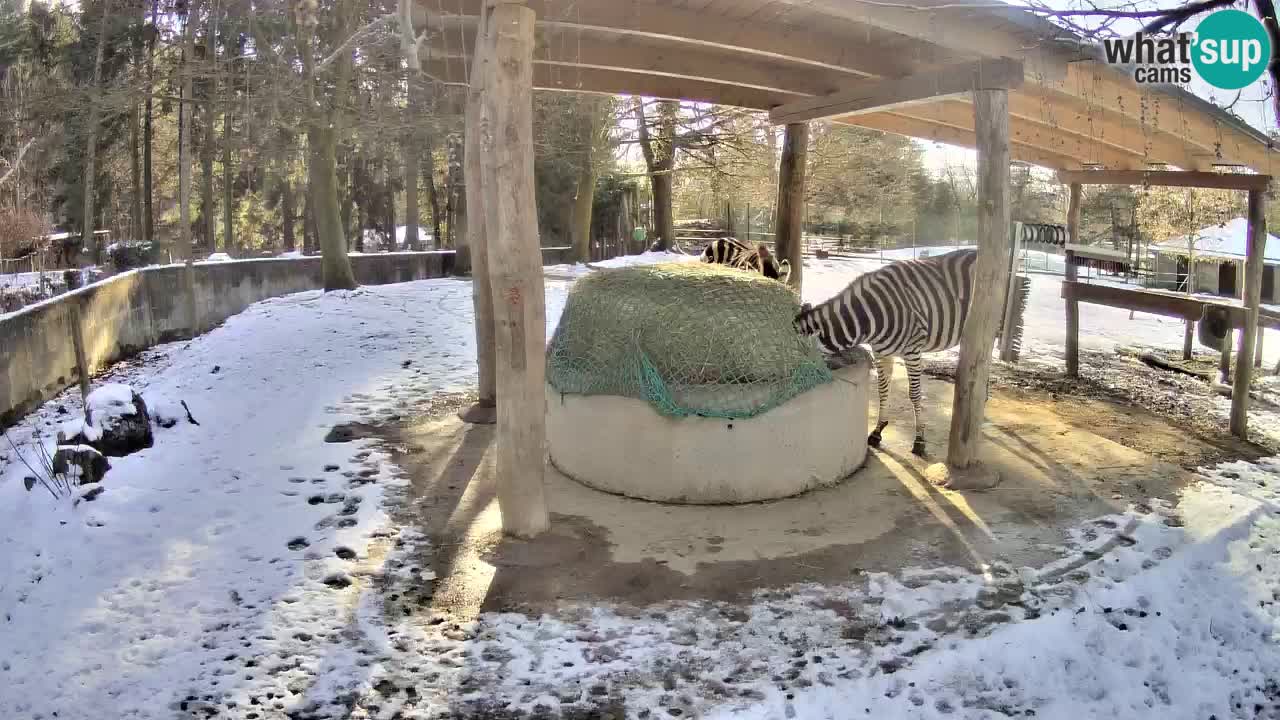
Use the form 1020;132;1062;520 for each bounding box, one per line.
794;249;1020;458
701;237;792;285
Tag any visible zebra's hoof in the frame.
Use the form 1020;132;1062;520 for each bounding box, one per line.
912;440;927;457
868;432;883;448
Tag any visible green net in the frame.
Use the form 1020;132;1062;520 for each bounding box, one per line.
546;262;833;418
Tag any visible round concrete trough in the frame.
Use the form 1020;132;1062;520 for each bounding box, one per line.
545;356;871;504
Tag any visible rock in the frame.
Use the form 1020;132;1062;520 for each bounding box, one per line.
77;483;105;502
52;445;111;485
61;384;154;457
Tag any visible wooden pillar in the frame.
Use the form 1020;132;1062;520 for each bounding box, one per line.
945;90;1010;473
1256;326;1265;368
1220;329;1233;381
1183;321;1194;361
459;8;497;424
1230;189;1267;438
479;1;549;537
775;122;808;292
1064;183;1082;378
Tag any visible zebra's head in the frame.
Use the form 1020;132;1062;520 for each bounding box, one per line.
755;245;791;285
794;302;817;335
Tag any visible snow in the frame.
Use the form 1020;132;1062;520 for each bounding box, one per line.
200;252;234;263
1152;217;1280;262
5;248;1280;718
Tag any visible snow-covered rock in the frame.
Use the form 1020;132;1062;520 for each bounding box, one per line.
59;384;154;457
51;444;110;485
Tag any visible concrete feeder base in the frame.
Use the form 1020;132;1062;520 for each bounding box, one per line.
545;359;871;504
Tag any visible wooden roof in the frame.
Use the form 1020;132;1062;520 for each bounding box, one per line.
412;0;1280;173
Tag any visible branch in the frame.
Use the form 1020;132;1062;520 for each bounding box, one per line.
0;139;36;188
317;13;397;73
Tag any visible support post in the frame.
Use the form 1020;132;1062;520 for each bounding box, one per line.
943;89;1010;482
774;122;808;292
458;8;497;425
1064;183;1082;378
1256;326;1265;368
1183;321;1194;361
1221;329;1233;382
1230;189;1266;438
480;2;549;537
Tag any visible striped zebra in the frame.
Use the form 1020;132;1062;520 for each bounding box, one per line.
793;249;984;457
701;237;791;284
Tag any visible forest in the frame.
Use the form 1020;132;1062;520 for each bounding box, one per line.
1;0;1276;281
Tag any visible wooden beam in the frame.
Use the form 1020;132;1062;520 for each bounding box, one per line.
768;59;1024;125
775;122;808;292
841;112;1082;170
1231;189;1267;438
480;2;549;538
421;59;803;110
1056;169;1272;191
412;0;949;80
459;5;497;424
947;88;1011;473
770;0;1072;82
422;27;856;97
1064;183;1081;378
888;101;1144;170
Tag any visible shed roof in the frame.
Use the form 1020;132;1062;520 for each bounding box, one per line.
1152;218;1280;262
412;0;1279;173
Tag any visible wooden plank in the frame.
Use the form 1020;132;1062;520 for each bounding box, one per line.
421;59;803;110
947;89;1010;471
459;5;497;422
1064;184;1081;378
769;0;1072;82
1055;170;1272;191
841;112;1082;170
412;0;934;80
890;101;1143;170
480;2;550;538
768;59;1024;125
1231;189;1266;438
774;122;808;292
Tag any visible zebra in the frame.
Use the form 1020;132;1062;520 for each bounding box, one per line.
701;237;791;284
793;248;985;458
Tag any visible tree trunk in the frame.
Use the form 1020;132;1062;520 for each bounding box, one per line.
281;175;295;251
309;124;357;289
775;122;808;291
222;94;233;253
143;0;157;246
178;4;196;263
81;0;114;264
129;96;142;243
651;172;674;251
461;5;494;418
403;72;421;251
423;132;442;248
341;156;354;248
570;161;597;263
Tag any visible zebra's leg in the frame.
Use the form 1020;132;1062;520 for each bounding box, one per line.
869;355;894;448
902;351;927;456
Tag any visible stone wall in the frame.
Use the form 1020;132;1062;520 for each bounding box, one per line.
1;248;574;428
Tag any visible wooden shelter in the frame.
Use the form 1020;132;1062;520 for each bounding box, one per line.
412;0;1279;535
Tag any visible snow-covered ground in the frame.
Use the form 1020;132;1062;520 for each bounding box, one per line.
4;249;1280;718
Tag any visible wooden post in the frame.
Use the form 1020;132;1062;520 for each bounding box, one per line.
774;122;808;292
1183;321;1194;361
1064;183;1082;378
945;89;1011;476
69;302;91;415
1230;189;1267;438
1256;326;1265;368
480;2;549;538
458;7;497;425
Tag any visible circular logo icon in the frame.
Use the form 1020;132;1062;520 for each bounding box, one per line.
1192;9;1272;90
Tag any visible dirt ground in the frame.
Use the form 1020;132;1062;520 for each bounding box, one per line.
373;356;1267;624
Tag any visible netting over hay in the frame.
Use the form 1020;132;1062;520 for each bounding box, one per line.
546;262;833;418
